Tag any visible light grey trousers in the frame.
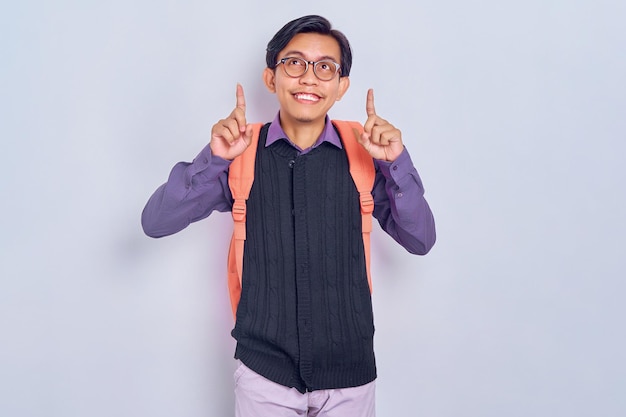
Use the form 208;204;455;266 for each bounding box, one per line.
234;362;376;417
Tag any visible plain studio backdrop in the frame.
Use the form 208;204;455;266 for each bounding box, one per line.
1;1;624;416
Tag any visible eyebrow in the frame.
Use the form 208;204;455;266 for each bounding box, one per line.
280;50;340;63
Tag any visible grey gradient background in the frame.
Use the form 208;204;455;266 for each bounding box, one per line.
1;1;625;416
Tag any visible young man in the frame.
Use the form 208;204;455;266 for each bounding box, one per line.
142;15;435;417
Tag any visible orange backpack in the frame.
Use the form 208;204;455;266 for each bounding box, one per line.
226;120;375;319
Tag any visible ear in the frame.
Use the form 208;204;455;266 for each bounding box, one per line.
263;67;276;93
336;76;350;101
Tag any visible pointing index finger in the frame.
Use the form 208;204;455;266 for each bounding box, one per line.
366;88;376;117
236;83;246;113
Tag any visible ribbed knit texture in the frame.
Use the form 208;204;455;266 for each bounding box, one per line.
231;124;376;393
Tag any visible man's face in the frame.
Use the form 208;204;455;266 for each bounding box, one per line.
263;32;350;127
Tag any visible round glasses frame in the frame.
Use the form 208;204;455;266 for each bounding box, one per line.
276;57;342;81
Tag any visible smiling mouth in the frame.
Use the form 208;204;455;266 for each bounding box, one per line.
293;93;321;103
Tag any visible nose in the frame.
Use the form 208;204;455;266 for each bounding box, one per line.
299;63;319;85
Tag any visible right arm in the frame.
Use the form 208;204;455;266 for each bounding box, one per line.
141;147;233;238
141;84;253;238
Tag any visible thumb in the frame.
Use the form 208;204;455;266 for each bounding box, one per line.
359;131;373;152
242;123;254;146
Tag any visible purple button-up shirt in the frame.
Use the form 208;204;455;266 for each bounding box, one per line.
266;113;341;152
142;114;435;255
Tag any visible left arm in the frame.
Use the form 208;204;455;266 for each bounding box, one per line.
372;149;436;255
360;89;436;254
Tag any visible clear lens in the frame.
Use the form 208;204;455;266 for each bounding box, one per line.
284;58;307;77
313;60;338;81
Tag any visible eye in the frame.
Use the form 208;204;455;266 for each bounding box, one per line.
288;58;305;66
317;61;336;73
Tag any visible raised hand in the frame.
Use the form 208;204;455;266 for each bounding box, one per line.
360;89;404;162
210;84;254;160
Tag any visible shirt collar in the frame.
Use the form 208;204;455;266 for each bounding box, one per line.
265;112;343;151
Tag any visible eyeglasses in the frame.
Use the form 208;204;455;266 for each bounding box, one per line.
276;57;341;81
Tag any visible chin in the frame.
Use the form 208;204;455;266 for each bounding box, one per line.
293;111;325;124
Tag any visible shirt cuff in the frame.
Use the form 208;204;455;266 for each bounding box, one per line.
189;144;232;177
376;147;413;181
181;143;232;189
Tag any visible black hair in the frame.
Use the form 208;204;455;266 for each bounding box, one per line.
266;15;353;77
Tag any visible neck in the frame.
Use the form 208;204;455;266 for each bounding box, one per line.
280;114;326;150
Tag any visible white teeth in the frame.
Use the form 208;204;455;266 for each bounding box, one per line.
295;93;319;102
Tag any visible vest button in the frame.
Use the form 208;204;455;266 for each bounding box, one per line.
288;160;295;168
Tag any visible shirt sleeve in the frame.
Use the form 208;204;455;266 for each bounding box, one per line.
372;147;436;255
141;144;233;238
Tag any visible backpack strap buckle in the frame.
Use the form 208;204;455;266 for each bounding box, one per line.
232;200;247;222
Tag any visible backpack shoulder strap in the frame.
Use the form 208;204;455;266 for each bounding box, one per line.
331;120;376;293
227;123;263;319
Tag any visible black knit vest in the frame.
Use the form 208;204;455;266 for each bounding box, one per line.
231;124;376;393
